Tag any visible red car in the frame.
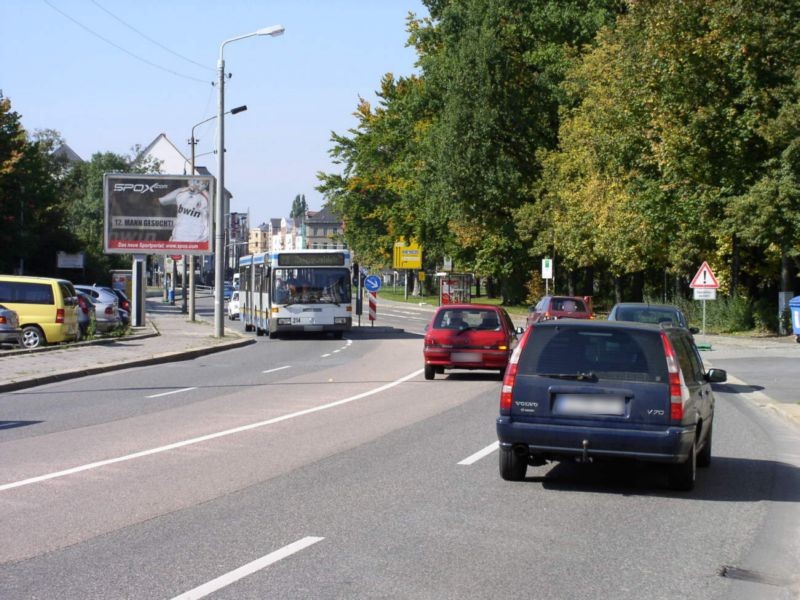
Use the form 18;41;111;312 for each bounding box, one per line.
526;295;593;327
423;304;523;380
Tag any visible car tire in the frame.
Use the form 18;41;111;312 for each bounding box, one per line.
21;325;46;349
424;364;435;380
697;424;712;468
268;330;278;339
499;446;527;481
668;442;696;491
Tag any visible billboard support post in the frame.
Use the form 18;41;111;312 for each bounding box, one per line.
131;254;146;327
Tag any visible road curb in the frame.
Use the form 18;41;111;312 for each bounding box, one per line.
0;336;255;394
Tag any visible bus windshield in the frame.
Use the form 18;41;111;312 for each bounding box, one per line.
273;267;351;305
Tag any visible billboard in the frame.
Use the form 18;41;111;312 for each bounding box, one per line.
104;173;215;255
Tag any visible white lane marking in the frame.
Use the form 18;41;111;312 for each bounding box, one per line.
458;441;499;465
170;536;324;600
262;366;291;374
0;369;424;492
146;387;197;399
321;353;332;358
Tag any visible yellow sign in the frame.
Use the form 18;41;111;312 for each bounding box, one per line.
418;271;426;281
393;239;423;269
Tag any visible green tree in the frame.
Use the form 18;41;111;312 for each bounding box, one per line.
417;0;624;303
0;94;77;274
290;193;308;221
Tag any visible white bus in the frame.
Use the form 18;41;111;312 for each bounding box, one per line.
238;249;352;338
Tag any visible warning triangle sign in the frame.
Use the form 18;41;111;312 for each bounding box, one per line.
690;261;719;289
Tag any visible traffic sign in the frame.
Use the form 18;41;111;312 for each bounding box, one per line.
690;261;719;289
364;275;382;292
693;288;717;300
542;258;553;279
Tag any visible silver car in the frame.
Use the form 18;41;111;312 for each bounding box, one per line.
74;285;120;333
0;303;22;347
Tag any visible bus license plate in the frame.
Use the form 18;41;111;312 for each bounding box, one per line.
291;317;315;325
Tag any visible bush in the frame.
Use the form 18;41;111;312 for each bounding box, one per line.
651;294;753;333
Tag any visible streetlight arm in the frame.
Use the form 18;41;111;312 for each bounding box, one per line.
219;26;284;62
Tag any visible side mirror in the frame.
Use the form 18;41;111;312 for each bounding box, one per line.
705;368;727;383
689;327;700;334
424;323;429;332
515;326;525;335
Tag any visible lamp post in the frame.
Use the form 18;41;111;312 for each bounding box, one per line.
189;105;247;321
214;25;284;338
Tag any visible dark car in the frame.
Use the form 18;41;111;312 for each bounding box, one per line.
423;303;523;380
0;303;22;347
496;319;726;490
75;291;97;339
526;295;593;327
608;302;699;335
110;288;131;313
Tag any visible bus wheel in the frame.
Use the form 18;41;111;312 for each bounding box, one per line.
332;331;343;340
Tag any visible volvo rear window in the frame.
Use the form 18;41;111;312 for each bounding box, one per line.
519;325;668;383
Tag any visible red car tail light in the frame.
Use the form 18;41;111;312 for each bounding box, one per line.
660;331;689;422
500;327;532;413
56;308;65;323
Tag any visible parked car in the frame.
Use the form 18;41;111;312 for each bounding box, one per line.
526;295;593;327
110;288;131;313
496;319;726;490
74;285;120;333
608;302;699;335
0;303;22;347
423;303;523;380
227;290;240;320
0;275;80;348
75;291;97;340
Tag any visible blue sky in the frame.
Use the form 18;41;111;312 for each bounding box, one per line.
1;0;427;226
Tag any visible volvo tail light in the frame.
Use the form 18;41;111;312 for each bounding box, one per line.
500;327;532;413
660;331;689;422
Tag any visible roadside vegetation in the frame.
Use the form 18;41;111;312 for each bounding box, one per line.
320;0;800;333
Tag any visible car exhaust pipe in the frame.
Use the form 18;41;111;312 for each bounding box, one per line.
579;439;591;463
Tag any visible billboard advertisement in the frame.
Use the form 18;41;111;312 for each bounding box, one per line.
104;174;214;255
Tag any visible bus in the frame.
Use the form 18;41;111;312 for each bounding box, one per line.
238;249;352;338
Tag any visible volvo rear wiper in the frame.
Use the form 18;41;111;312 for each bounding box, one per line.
539;372;598;382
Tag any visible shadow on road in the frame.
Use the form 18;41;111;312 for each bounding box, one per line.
524;456;800;501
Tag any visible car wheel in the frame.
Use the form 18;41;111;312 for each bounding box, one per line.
268;330;278;339
21;325;45;349
499;446;527;481
668;442;696;491
424;364;435;380
697;424;712;468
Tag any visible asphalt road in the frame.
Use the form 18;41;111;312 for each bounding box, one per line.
1;299;798;599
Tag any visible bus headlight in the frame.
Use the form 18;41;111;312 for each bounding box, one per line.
277;318;292;325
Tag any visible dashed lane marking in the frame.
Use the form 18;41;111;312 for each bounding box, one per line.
458;441;499;465
146;387;197;399
170;537;324;599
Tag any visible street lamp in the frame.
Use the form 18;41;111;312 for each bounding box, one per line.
188;105;247;321
214;24;284;338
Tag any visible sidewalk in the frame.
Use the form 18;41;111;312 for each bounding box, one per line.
0;299;254;393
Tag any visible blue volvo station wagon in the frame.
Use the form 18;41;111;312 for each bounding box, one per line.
496;319;726;491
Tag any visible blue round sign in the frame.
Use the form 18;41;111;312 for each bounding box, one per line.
364;275;382;292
